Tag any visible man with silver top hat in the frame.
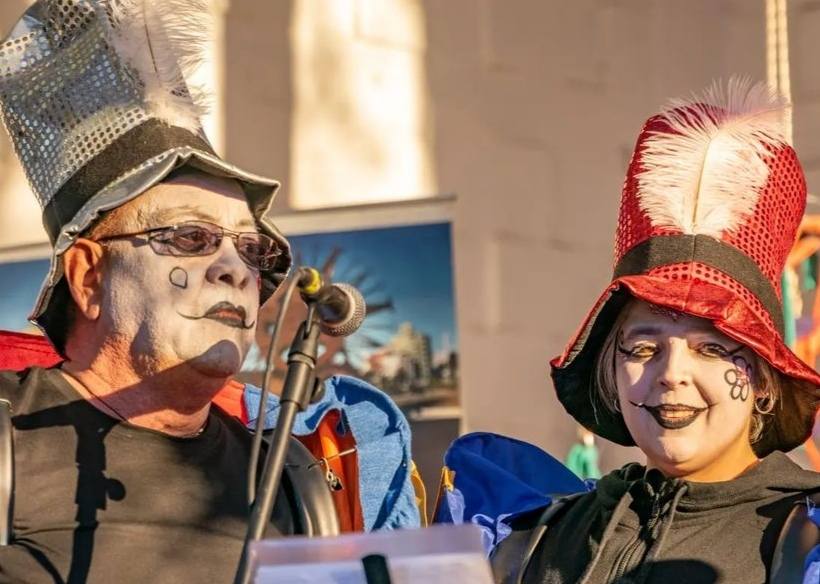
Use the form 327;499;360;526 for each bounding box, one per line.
0;0;321;581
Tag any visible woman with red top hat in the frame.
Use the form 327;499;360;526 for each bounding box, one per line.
482;80;820;584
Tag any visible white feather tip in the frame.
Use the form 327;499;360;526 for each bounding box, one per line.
636;77;790;237
107;0;216;133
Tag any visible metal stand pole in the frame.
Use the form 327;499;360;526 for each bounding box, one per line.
234;313;322;584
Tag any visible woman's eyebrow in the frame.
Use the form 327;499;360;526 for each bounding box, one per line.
621;325;662;339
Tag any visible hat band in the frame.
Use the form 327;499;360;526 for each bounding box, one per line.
42;119;215;242
613;234;784;335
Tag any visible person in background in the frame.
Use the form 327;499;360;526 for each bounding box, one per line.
565;426;601;481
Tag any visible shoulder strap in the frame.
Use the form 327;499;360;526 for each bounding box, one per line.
0;398;12;545
490;492;585;584
770;491;820;584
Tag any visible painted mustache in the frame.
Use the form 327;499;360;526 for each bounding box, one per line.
178;302;255;329
629;401;709;430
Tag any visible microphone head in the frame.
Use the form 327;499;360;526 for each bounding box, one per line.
320;283;366;337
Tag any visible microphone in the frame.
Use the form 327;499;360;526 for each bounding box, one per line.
295;267;366;337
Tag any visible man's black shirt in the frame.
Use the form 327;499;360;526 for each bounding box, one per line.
0;366;294;583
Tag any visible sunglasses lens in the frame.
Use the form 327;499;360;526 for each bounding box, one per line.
152;223;219;256
237;234;280;270
147;222;280;269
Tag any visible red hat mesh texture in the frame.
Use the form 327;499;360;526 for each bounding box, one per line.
645;262;778;336
614;115;807;301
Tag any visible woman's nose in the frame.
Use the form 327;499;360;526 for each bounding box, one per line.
657;340;694;389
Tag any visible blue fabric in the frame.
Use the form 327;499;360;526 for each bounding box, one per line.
243;376;420;531
803;548;820;584
434;432;588;554
804;498;820;584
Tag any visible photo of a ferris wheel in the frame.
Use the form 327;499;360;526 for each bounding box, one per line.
238;221;460;417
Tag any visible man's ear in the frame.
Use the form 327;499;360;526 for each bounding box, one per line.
63;238;105;321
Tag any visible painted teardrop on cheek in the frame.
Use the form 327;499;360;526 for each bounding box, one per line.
169;267;189;289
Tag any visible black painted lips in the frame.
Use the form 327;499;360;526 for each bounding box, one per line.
630;401;709;430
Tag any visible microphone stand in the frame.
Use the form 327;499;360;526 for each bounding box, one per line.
234;303;323;584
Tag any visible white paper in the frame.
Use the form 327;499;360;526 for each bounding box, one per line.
250;524;494;584
255;552;493;584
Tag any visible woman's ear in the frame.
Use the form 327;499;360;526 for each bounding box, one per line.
62;238;105;321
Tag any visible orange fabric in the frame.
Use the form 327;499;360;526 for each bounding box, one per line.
212;383;364;533
410;461;428;527
298;410;364;532
211;379;247;420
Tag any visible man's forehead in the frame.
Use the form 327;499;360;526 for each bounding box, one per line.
146;205;255;228
128;174;255;229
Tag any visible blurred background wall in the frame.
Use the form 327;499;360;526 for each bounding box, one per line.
1;0;818;472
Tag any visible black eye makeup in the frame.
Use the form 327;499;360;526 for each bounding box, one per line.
694;340;745;360
616;332;657;360
617;344;657;359
696;342;731;358
616;332;745;362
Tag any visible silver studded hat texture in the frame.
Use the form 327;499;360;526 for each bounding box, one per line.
0;0;291;350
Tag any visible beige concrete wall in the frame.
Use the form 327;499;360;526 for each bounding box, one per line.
288;0;436;208
223;0;293;212
791;0;820;209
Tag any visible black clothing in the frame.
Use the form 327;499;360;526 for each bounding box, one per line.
524;452;820;584
0;367;296;583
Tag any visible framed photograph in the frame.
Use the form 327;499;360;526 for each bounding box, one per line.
239;196;460;423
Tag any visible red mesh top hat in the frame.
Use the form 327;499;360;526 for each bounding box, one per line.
551;79;820;456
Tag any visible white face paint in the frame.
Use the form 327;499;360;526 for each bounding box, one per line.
614;301;758;478
97;174;261;380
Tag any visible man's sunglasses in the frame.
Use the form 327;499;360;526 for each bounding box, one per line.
95;220;283;271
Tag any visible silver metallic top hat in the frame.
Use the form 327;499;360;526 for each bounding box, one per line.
0;0;291;350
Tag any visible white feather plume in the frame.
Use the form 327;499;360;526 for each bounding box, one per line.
636;78;789;237
107;0;215;133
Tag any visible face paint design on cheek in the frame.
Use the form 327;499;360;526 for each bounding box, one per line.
724;355;753;401
169;267;189;289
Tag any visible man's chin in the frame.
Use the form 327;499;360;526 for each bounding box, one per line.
180;340;247;380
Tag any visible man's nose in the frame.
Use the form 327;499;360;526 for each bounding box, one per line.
205;236;252;290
